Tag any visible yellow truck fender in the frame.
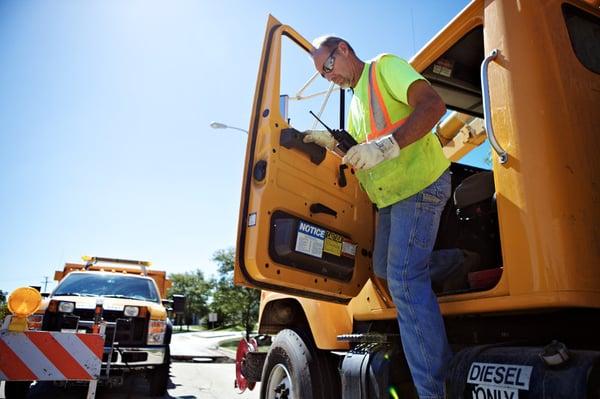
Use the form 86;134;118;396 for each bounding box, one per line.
257;291;352;350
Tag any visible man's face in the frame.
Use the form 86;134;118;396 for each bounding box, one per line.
312;43;353;88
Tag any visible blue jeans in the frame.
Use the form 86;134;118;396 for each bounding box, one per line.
373;170;462;399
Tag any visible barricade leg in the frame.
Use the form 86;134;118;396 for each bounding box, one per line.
86;380;98;399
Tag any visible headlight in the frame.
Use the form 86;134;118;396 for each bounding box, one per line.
58;301;75;313
27;314;44;330
123;306;139;317
147;320;166;345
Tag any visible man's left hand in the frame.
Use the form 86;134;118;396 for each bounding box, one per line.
342;136;400;170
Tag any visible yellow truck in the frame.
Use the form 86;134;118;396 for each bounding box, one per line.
233;1;600;398
27;256;172;396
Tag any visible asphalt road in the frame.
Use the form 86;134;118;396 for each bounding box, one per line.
0;331;262;399
1;363;261;398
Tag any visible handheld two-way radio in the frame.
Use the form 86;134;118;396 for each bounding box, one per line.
309;111;357;155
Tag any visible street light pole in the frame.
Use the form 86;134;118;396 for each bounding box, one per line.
209;121;248;134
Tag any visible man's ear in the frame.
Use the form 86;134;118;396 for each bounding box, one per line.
338;41;350;56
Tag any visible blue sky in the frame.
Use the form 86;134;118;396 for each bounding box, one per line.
0;0;479;294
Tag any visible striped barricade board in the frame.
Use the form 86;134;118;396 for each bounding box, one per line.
0;330;103;381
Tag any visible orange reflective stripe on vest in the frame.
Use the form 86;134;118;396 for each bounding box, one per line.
367;61;408;141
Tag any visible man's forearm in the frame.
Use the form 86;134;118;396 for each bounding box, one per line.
391;95;446;149
392;81;446;148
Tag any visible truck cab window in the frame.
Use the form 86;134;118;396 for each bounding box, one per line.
563;3;600;74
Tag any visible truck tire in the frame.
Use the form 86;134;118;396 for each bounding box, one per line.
260;329;340;399
148;347;171;397
4;381;31;399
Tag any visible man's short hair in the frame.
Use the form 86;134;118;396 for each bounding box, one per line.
312;36;355;55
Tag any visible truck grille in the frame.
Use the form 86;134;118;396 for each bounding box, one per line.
43;309;147;346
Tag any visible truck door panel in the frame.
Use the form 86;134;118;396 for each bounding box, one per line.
235;16;373;303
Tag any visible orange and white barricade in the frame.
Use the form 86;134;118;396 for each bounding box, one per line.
0;328;104;399
0;329;103;381
0;286;105;398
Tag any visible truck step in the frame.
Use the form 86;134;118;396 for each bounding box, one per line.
336;333;399;343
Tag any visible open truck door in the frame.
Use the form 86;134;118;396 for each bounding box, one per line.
234;15;374;304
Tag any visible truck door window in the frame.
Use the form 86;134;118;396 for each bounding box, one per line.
280;35;346;132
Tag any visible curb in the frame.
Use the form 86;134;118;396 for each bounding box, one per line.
171;353;234;363
171;338;239;363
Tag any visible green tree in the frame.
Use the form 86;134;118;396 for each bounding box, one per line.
0;290;8;321
210;248;260;337
168;270;210;327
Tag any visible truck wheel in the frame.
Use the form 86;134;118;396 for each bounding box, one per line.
260;329;339;399
4;381;31;399
148;347;171;396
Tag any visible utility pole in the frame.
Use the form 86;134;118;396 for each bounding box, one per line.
42;276;49;292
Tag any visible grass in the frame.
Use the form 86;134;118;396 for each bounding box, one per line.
171;324;206;334
171;324;252;334
219;338;270;353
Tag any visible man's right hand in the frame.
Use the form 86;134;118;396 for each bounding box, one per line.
302;130;336;150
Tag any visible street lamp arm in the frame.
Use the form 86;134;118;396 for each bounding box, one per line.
227;126;248;133
209;121;248;134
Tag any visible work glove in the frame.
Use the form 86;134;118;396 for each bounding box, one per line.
302;130;336;150
342;135;400;170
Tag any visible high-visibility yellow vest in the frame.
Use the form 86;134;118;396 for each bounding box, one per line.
348;54;449;208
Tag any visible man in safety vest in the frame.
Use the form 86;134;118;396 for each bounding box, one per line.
304;36;465;398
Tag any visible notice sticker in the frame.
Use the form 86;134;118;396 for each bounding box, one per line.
324;231;343;256
433;58;454;77
295;221;325;258
467;362;533;399
342;240;357;258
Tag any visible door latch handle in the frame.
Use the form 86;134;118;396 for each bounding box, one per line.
338;164;348;187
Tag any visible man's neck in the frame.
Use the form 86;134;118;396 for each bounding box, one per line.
350;59;366;89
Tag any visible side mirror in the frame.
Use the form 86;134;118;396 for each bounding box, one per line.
172;295;186;314
280;94;289;122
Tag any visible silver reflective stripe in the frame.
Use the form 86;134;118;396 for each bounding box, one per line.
52;332;101;378
368;62;388;135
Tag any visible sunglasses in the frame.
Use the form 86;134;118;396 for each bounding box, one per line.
321;45;339;77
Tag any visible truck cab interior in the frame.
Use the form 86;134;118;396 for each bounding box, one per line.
421;25;504;295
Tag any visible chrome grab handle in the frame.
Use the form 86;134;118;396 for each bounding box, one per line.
481;49;508;164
